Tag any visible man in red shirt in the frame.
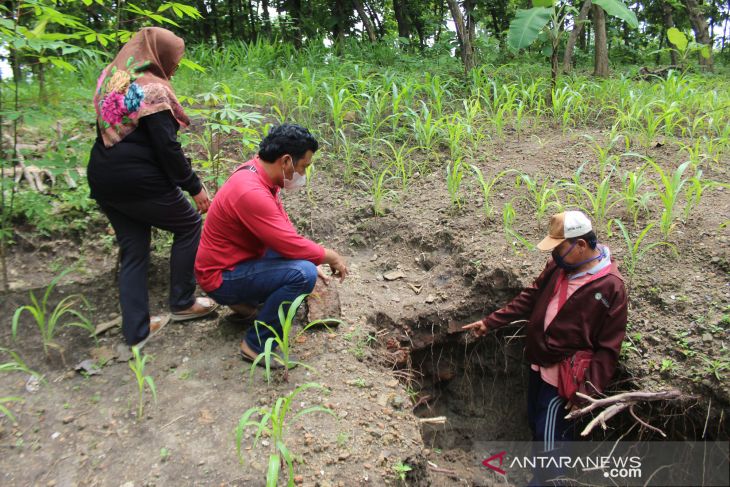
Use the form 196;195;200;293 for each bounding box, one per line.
195;125;348;365
464;211;627;481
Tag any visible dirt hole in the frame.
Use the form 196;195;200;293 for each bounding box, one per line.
411;334;532;451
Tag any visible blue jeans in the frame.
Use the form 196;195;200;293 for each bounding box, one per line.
206;250;318;353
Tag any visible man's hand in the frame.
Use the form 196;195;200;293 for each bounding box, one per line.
192;188;211;214
323;249;348;282
462;320;488;337
564;401;580;414
317;266;330;285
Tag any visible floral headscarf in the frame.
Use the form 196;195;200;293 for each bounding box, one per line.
93;27;191;148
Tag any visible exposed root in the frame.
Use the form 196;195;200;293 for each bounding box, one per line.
566;389;683;436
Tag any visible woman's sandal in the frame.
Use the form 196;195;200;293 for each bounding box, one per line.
238;340;297;370
135;314;171;350
171;297;219;322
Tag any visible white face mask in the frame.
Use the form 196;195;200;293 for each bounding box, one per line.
284;170;307;191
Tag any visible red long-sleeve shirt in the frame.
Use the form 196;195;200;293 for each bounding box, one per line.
194;157;325;292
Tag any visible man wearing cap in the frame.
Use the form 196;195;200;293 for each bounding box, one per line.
463;211;628;452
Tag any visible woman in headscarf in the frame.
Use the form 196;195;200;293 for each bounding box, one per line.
88;27;217;348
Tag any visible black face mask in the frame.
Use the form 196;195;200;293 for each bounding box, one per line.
552;241;604;271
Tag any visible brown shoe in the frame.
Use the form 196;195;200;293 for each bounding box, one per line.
171;297;218;322
238;340;294;370
135;314;171;350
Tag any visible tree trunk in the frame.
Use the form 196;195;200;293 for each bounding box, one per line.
662;3;679;66
446;0;475;73
683;0;713;71
288;0;303;48
365;1;384;38
393;0;411;41
563;0;592;73
260;0;271;38
331;0;347;50
592;5;609;77
197;0;212;41
210;0;221;44
353;0;377;42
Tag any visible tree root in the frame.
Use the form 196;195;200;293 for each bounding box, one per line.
566;389;683;436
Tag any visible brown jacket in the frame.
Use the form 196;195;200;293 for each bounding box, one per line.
483;259;628;395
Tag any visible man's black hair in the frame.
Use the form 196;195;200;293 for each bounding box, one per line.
568;230;598;250
258;124;318;163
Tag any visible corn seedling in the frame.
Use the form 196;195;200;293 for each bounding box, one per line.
12;268;95;358
409;101;443;153
564;167;619;230
647;160;691;239
359;91;390;152
336;129;358;184
381;139;421;190
515;173;563;226
582;133;622;178
678;138;711;172
423;73;451;118
0;397;23;422
250;294;343;383
470;166;516;221
503;201;535;252
324;84;358;137
616;165;654;225
357;163;397;217
611;220;676;286
0;347;40;379
128;346;157;420
235;382;335;486
446;115;468;160
683;175;728;222
446;159;465;210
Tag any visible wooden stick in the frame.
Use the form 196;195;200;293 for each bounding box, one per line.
418;416;447;425
427;461;458;475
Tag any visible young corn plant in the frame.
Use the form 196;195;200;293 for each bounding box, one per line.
446;115;469;161
381;139;421;190
564;167;619;231
409;101;443;154
324;84;359;138
359;90;390;153
235;383;335;487
0;397;23;423
683;173;728;222
616;165;654;225
446;159;465;210
358;163;397;217
503;201;535;252
128;346;157;420
582;133;622;178
423;73;452;118
647;160;691;239
515;173;563;226
336;129;358;184
470;166;516;221
611;220;676;287
0;347;40;379
12;268;95;358
250;294;343;383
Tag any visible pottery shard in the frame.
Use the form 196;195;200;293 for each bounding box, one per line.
307;278;341;321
